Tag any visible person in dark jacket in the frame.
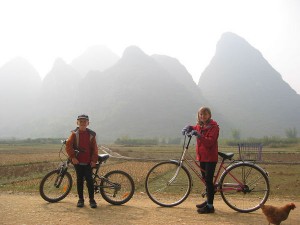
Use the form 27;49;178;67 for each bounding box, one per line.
66;114;99;208
182;107;219;214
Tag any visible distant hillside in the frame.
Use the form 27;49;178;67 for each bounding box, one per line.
199;32;300;138
0;38;299;140
70;45;120;77
0;57;41;138
75;46;206;141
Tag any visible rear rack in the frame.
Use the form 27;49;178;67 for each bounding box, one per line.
238;143;262;162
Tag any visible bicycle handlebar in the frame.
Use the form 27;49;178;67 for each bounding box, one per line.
183;130;198;137
59;140;85;162
74;149;85;157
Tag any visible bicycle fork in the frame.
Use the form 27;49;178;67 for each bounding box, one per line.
54;163;68;188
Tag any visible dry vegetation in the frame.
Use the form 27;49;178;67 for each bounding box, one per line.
1;142;299;225
0;143;300;199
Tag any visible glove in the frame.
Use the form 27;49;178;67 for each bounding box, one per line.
190;130;201;138
181;125;192;135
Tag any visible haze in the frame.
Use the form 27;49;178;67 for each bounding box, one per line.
0;0;300;94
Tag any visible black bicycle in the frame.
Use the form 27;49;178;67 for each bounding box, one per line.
39;140;135;205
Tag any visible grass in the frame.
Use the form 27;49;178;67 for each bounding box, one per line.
0;142;300;199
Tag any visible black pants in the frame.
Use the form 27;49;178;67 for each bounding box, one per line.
200;162;217;205
74;164;94;200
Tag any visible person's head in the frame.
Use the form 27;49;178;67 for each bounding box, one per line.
197;107;212;125
77;114;89;131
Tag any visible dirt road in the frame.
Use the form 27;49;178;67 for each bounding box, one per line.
0;192;299;225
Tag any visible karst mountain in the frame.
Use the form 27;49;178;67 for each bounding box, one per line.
0;33;299;140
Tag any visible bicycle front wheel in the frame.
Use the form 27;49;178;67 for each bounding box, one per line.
145;161;192;207
39;169;73;203
100;170;135;205
219;162;270;213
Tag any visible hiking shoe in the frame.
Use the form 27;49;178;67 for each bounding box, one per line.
77;199;84;208
196;201;207;208
197;205;215;214
89;199;97;208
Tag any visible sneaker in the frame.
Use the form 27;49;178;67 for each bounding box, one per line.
197;205;215;214
89;199;97;208
77;199;84;208
196;201;207;208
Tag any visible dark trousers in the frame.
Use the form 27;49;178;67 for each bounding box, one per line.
200;162;217;205
74;164;94;200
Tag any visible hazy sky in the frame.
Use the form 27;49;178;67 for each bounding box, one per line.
1;0;300;94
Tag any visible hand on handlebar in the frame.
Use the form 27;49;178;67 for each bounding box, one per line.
71;149;86;165
74;149;85;157
182;125;192;135
190;130;201;138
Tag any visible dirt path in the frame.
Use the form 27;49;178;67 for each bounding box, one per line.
0;192;299;225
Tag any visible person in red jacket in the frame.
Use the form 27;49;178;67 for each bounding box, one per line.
66;114;99;208
182;106;219;214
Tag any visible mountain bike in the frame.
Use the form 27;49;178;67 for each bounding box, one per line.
145;132;270;213
39;140;135;205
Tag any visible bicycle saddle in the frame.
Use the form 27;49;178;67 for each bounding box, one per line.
218;152;234;160
98;154;110;163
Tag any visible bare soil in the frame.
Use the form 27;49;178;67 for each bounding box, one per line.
0;192;299;225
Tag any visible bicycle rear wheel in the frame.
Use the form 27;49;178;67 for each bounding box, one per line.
100;170;135;205
145;161;192;207
39;169;73;203
219;162;270;212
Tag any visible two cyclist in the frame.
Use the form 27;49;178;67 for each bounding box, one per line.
66;107;219;213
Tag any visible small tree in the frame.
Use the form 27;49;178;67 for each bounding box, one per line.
231;129;241;140
285;127;297;139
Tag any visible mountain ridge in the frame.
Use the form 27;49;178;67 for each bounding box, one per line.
199;32;300;138
0;33;299;140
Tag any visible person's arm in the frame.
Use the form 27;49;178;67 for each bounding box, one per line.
66;133;79;164
90;136;99;167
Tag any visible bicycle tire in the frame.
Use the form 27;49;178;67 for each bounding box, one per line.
100;170;135;205
219;162;270;213
39;169;73;203
145;161;192;207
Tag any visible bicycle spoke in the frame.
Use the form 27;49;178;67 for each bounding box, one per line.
220;163;269;213
145;161;191;207
39;170;72;203
99;170;134;205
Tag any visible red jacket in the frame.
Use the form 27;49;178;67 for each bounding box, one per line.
66;127;98;164
192;119;219;162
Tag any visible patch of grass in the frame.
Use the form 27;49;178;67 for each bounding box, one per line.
262;164;300;197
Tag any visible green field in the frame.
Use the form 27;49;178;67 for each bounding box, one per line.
0;142;300;199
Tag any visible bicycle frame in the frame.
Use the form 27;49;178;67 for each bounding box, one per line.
92;156;121;194
53;141;72;188
57;141;122;194
173;134;246;193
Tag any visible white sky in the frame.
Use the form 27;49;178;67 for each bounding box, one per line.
0;0;300;94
